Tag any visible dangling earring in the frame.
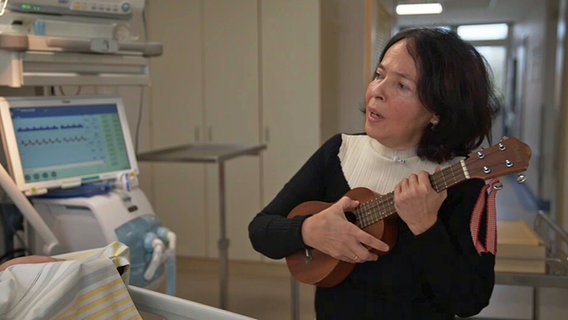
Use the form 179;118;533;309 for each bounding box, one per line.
430;119;439;131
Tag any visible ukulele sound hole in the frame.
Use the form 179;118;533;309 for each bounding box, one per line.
345;211;357;224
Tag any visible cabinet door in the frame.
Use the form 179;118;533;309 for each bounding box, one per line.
203;0;262;261
144;0;207;257
261;0;321;207
146;0;204;145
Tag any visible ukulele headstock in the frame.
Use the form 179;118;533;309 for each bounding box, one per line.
465;137;532;181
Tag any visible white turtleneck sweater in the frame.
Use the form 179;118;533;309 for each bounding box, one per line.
338;134;459;194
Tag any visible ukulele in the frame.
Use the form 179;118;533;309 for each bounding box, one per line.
286;136;532;288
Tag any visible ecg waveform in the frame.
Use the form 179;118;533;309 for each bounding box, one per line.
17;123;85;132
20;136;89;147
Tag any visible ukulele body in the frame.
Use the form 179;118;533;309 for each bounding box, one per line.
286;187;398;287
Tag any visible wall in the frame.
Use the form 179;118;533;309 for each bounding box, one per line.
320;2;343;140
511;0;568;231
540;0;561;213
511;5;547;201
558;0;568;231
333;0;367;137
493;6;568;318
320;0;391;140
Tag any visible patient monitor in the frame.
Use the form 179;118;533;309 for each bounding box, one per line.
0;96;174;290
0;96;138;196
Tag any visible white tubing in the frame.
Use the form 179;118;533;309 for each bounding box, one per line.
156;227;176;295
166;231;176;295
144;236;165;281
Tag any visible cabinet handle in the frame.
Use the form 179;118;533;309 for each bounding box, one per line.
208;126;213;142
264;126;270;142
194;126;200;142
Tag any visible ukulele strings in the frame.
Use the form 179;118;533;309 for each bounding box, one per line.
354;162;467;229
354;192;396;229
430;163;467;192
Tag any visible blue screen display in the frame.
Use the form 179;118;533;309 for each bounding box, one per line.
10;104;131;184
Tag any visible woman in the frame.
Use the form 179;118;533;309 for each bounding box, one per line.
249;27;499;319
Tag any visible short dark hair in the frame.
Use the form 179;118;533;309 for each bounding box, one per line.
378;27;500;163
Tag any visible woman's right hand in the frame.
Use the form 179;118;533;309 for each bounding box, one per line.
301;196;389;263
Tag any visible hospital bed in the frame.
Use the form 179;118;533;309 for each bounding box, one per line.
129;285;256;320
0;241;256;320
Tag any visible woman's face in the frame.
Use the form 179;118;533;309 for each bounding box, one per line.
365;39;438;150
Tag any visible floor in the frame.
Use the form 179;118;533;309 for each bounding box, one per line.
144;176;568;320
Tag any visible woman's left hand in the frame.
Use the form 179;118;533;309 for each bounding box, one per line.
394;169;447;235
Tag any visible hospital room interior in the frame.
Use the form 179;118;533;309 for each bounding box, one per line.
1;0;568;319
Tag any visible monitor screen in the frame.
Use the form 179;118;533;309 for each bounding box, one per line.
0;96;139;196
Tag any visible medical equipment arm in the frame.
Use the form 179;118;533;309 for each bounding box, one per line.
0;164;63;255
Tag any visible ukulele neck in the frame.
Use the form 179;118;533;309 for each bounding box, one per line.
353;160;468;229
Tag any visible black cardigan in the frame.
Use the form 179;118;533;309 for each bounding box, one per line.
248;133;495;320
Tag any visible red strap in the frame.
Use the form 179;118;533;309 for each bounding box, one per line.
470;179;500;255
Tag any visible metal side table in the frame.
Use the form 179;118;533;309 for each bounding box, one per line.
137;143;266;310
493;210;568;320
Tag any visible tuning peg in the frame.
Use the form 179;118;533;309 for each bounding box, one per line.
516;173;527;184
493;182;504;190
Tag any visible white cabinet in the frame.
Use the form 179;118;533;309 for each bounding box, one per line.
144;0;261;260
202;0;261;261
143;0;320;262
260;0;321;206
143;0;207;258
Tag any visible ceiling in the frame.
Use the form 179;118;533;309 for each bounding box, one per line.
396;0;541;27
